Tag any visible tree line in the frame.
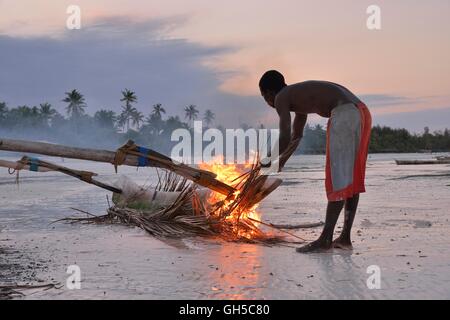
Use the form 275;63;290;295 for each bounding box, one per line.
300;124;450;154
1;89;449;154
0;89;216;153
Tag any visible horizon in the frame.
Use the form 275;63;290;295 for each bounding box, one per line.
1;95;448;135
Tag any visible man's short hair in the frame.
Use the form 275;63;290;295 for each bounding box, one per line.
259;70;286;93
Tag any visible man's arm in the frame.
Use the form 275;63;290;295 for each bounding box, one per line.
275;98;292;155
278;113;307;169
292;113;307;141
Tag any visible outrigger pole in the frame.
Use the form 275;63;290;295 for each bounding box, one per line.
0;156;122;194
0;138;236;196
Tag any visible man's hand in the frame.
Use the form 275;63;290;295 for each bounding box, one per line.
259;138;300;171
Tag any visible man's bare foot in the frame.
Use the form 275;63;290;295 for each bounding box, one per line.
332;237;353;250
296;239;332;253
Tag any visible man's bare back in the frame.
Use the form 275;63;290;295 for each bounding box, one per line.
258;71;365;154
275;80;362;118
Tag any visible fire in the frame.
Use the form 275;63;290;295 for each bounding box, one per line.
199;157;262;239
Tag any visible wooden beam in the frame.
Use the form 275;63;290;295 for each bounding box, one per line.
0;138;236;196
0;138;140;167
0;159;52;172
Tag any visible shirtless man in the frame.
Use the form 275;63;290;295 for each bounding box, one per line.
259;70;372;253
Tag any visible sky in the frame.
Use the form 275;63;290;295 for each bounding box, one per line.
0;0;449;132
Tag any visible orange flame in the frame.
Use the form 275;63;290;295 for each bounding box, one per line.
199;156;261;239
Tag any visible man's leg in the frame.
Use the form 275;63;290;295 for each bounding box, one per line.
296;200;345;253
333;194;359;249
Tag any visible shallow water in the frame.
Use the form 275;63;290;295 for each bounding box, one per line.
0;152;449;299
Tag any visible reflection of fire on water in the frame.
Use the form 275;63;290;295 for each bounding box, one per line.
199;157;264;240
208;243;263;299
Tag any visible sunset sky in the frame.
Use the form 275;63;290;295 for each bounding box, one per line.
1;0;449;131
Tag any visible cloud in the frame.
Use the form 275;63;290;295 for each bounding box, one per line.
0;16;249;124
372;106;450;132
360;94;421;108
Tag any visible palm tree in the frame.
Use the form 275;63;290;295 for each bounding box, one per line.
121;89;137;108
63;89;86;119
0;102;8;122
120;89;137;131
144;113;161;135
39;102;57;126
94;109;117;129
151;103;166;119
131;109;144;130
16;105;33;118
184;104;199;127
166;115;189;131
120;106;135;131
15;105;41;127
117;112;128;132
203;109;215;127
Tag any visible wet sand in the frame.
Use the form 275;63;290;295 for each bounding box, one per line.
1;153;449;299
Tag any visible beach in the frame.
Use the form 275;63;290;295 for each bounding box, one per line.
1;153;449;299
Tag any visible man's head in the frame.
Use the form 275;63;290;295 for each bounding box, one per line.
259;70;287;107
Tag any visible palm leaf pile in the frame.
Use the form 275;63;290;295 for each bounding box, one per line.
63;165;286;244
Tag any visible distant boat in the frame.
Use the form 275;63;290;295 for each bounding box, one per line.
395;159;450;165
436;156;450;161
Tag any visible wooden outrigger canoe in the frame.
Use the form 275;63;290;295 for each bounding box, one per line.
395;159;450;165
0;138;235;195
0;138;282;205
